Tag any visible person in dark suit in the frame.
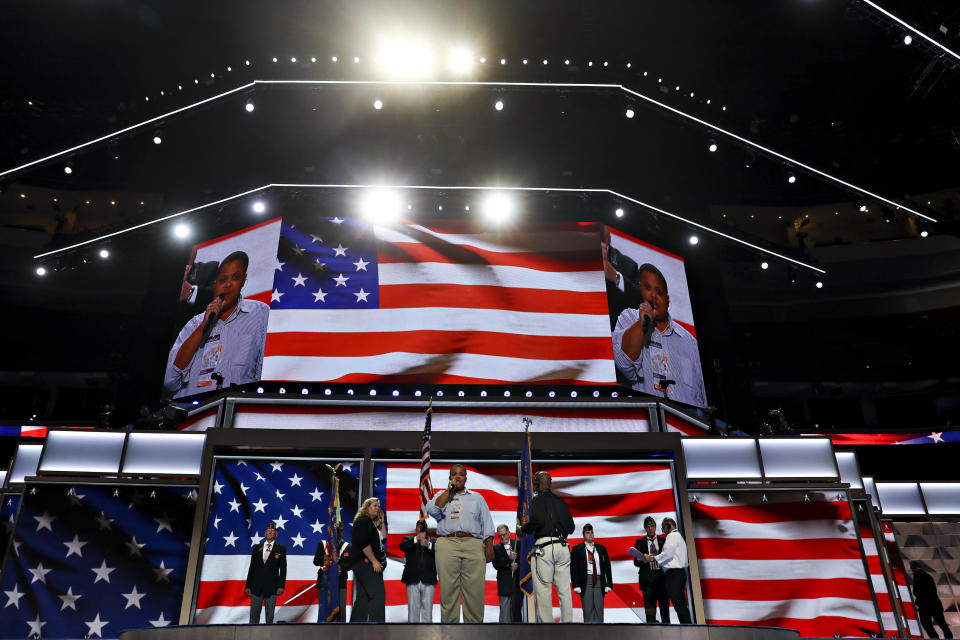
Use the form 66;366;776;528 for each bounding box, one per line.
571;523;613;622
313;539;331;622
912;562;954;638
400;520;438;622
245;522;287;623
492;524;522;622
635;515;669;623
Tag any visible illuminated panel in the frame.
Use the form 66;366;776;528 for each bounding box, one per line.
759;438;838;480
122;433;206;476
876;482;925;516
38;431;126;474
9;444;43;483
834;451;864;489
682;439;762;480
919;482;960;515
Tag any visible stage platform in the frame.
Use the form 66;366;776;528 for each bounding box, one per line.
121;623;800;640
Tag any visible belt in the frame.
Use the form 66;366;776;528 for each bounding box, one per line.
445;532;474;538
534;537;566;548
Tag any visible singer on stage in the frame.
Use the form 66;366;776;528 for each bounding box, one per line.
427;464;495;623
162;250;269;398
611;263;706;407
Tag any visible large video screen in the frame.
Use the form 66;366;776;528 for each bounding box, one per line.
373;459;679;623
163;216;707;407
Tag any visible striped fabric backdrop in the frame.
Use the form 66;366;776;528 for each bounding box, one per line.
262;218;616;386
881;521;921;636
374;460;677;623
854;502;901;636
690;490;883;638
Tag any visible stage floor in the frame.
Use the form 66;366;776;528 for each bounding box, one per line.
121;623;799;640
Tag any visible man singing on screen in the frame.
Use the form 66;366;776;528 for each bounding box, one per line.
611;263;706;407
163;250;269;398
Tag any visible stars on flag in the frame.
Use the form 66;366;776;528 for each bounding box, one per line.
91;560;116;583
121;586;146;610
153;561;174;583
126;536;147;557
84;612;109;637
929;431;944;443
34;511;56;532
58;587;82;611
63;534;87;558
289;473;303;487
5;584;25;608
309;488;324;502
223;531;239;548
154;513;174;533
29;562;52;584
252;498;268;513
292;273;307;287
333;273;349;287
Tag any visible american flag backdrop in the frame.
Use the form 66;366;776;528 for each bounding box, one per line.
690;490;883;638
880;520;921;637
262;216;616;385
853;501;902;637
192;458;359;624
374;459;677;622
0;483;196;639
1;493;20;562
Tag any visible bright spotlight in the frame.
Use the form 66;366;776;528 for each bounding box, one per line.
708;141;718;153
689;235;699;245
903;34;912;45
500;58;506;65
64;165;73;175
35;266;47;276
245;102;255;113
787;173;797;184
360;189;402;223
625;108;635;118
99;249;109;259
449;48;474;74
615;208;624;217
173;223;190;239
153;136;162;145
761;261;769;270
252;200;266;214
379;38;435;77
494;99;504;111
815;281;823;289
482;193;514;223
373;99;383;110
920;230;929;237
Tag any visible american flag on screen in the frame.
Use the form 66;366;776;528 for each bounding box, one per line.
374;459;676;622
690;490;883;638
1;493;21;559
0;484;195;639
262;216;615;385
193;459;358;624
853;502;902;637
881;521;921;637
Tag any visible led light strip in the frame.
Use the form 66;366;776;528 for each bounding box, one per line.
861;0;960;64
3;79;933;224
34;182;826;274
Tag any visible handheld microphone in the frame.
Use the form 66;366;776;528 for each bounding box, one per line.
642;300;654;334
203;294;226;335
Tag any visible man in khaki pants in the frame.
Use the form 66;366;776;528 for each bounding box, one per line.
427;464;495;622
522;471;575;622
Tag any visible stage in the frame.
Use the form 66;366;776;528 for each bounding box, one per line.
120;624;800;640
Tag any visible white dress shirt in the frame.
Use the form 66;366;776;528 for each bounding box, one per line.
653;530;688;570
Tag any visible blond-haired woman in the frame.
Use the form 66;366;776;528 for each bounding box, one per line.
350;497;387;621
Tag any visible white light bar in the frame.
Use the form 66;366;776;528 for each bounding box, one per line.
861;0;960;65
34;183;826;274
2;79;931;225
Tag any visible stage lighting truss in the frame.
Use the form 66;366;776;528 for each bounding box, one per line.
32;182;827;274
12;79;939;273
2;78;936;232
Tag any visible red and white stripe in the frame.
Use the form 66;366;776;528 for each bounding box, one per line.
419;412;433;521
262;221;616;385
858;519;901;636
661;410;710;436
882;521;921;637
690;490;883;638
219;405;652;433
382;460;676;622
